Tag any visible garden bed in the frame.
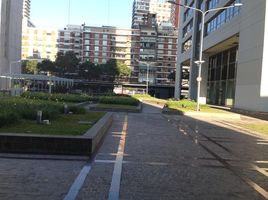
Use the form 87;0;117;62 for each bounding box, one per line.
0;94;113;155
0;112;105;136
0;112;113;155
163;99;240;119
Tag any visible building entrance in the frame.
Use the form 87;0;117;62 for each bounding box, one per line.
207;46;238;107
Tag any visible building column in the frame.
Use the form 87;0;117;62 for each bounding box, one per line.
199;54;209;104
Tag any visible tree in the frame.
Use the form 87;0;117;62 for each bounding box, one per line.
21;60;38;74
37;59;56;74
55;51;80;75
116;61;131;77
79;61;101;80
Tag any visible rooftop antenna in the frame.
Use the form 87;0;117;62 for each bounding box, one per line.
107;0;110;25
68;0;71;25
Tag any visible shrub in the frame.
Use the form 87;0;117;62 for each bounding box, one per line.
0;111;19;127
68;106;86;114
0;97;64;120
99;96;139;106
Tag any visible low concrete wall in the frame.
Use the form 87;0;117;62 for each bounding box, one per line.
0;113;113;156
89;103;142;113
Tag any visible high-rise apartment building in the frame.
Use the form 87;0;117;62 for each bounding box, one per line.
175;0;268;112
149;0;173;25
81;18;177;85
132;0;150;28
58;25;83;59
82;26;138;69
22;0;30;19
21;27;58;61
0;0;23;89
22;0;34;27
135;13;177;85
132;0;178;28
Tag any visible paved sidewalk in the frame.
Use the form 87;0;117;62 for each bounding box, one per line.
0;102;267;200
76;103;268;200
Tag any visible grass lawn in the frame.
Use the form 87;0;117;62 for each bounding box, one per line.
0;112;105;136
131;94;167;104
232;122;268;135
94;104;138;110
166;105;231;114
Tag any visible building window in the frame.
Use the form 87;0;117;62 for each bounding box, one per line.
207;0;219;10
103;40;107;46
103;34;108;39
95;40;99;45
158;44;164;49
94;58;98;63
206;0;241;35
84;40;90;45
182;20;193;38
183;2;194;22
95;46;99;51
95;34;99;39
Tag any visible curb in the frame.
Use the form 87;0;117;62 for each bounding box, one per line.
162;108;240;119
0;113;113;156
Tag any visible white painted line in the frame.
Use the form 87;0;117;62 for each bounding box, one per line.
64;162;92;200
108;115;128;200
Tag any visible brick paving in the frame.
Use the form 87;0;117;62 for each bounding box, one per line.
0;156;85;200
0;102;267;199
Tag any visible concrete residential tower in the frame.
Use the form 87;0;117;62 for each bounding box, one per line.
175;0;268;112
0;0;23;89
132;0;176;28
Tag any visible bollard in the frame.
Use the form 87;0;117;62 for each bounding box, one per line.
37;110;42;124
64;104;68;114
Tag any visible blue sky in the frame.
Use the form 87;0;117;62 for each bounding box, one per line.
31;0;133;28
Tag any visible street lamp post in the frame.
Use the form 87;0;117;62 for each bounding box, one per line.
168;0;242;111
146;62;149;94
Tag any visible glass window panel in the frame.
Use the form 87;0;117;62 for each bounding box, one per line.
228;63;236;79
222;65;228;80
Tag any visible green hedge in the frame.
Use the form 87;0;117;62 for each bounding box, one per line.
98;96;139;106
0;97;64;125
21;92;90;103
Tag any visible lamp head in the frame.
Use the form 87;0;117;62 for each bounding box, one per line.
234;3;243;7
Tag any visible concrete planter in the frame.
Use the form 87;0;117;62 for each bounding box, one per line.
0;113;113;156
